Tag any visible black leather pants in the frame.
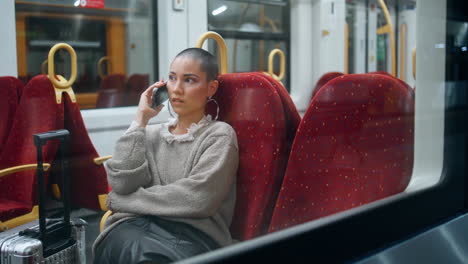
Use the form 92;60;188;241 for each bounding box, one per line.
93;216;220;264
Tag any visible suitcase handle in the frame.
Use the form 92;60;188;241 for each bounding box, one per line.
33;129;72;254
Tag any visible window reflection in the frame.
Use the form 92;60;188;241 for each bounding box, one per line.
15;0;156;109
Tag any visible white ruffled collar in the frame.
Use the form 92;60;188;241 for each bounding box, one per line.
160;115;213;144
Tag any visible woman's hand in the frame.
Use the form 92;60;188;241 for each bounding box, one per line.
134;80;166;127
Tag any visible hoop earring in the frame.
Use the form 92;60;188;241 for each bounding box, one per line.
207;97;219;121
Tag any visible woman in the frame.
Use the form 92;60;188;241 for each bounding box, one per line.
93;48;239;264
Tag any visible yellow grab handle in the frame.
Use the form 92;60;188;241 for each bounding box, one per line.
377;0;396;77
0;163;51;177
195;32;228;74
268;49;285;81
48;43;77;89
94;155;112;165
264;16;278;32
98;56;109;79
100;210;113;232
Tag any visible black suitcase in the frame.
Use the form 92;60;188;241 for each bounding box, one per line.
0;130;86;264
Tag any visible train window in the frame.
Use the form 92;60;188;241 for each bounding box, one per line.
15;0;157;109
3;0;466;263
207;0;290;88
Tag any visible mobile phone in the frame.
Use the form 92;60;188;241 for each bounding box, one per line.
151;84;169;108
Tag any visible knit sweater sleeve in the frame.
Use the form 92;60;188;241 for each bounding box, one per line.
107;134;239;218
105;122;153;195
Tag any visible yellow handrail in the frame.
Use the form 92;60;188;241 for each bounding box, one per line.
268;49;285;81
399;23;407;81
100;210;113;232
98;56;109;79
0;206;39;231
94;155;112;165
0;163;51;178
377;0;396;76
48;43;77;89
196;32;228;74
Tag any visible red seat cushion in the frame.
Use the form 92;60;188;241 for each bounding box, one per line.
0;77;23;149
269;74;414;232
207;73;288;240
0;198;31;222
311;72;344;100
0;75;64;213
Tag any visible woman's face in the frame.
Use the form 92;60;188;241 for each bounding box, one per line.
168;56;218;118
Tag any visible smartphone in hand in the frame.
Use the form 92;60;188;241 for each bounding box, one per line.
151;84;169;108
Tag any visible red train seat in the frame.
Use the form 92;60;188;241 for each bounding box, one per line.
61;92;109;210
253;73;301;175
0;77;24;149
96;89;124;108
311;72;344;100
207;72;289;240
96;74;126;108
0;75;65;222
269;74;414;232
126;74;149;106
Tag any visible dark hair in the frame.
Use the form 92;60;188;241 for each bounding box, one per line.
174;48;219;81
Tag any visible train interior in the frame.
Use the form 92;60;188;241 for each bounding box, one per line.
1;0;468;263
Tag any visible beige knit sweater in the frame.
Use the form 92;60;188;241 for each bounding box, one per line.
93;115;239;252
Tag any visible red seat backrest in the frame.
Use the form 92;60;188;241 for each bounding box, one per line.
0;77;24;149
126;74;149;106
61;93;108;210
0;75;65;215
96;89;124;108
207;73;289;240
269;74;414;232
99;74;126;92
370;71;415;102
311;72;344;100
253;73;301;149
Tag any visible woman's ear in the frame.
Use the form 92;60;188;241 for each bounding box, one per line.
207;80;219;97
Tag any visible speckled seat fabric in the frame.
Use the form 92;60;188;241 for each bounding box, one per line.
370;71;415;102
311;72;344;100
207;73;289;240
269;73;414;232
0;75;64;222
253;73;301;153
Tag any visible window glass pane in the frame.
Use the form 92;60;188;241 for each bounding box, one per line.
207;0;290;87
208;0;288;33
15;0;156;109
